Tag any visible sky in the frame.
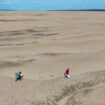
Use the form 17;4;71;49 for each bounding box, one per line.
0;0;105;10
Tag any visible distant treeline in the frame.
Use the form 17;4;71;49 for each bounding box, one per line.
48;9;105;11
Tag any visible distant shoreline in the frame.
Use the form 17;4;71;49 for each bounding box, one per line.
0;9;105;11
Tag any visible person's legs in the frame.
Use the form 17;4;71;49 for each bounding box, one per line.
15;76;22;81
15;77;20;81
19;76;24;80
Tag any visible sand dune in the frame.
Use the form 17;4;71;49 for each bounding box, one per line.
0;11;105;105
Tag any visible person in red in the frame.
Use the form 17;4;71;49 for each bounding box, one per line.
64;68;70;78
66;68;69;75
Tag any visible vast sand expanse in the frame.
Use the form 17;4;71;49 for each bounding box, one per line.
0;11;105;105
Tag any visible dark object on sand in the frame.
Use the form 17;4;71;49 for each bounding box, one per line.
15;72;24;81
64;68;70;78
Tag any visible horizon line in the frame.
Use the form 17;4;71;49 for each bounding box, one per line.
0;9;105;11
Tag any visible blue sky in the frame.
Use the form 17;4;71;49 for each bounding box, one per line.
0;0;105;10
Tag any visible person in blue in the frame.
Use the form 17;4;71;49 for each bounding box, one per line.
15;72;23;81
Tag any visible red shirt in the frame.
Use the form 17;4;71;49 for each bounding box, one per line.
66;68;69;75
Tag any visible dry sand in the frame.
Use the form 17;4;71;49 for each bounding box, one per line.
0;11;105;105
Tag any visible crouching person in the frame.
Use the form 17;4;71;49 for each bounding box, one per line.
15;72;24;81
64;68;70;78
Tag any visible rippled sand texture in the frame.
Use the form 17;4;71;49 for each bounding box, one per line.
0;11;105;105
